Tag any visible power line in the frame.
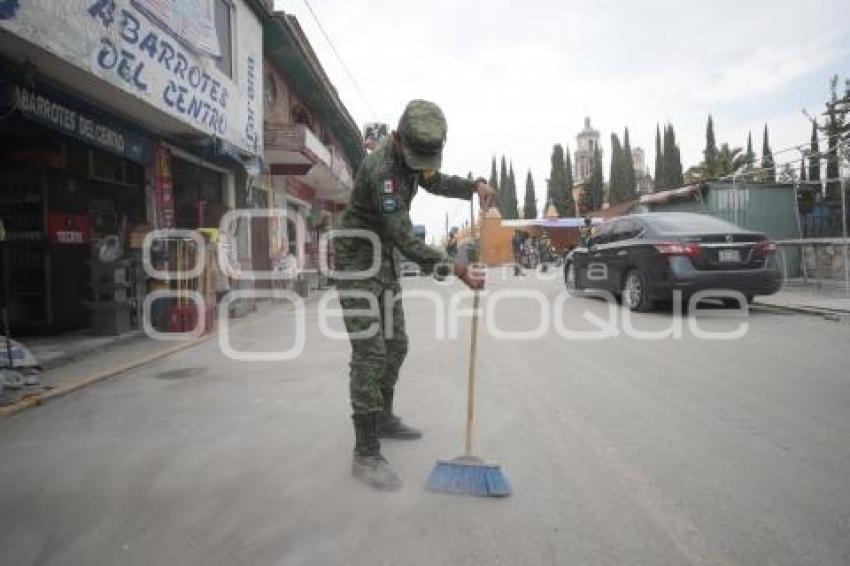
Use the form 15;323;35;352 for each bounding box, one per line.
299;0;378;120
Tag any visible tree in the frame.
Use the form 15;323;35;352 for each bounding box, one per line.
498;156;509;214
608;133;624;205
823;75;846;202
745;132;755;169
547;144;573;217
489;157;498;195
586;145;605;212
622;127;637;201
661;124;683;189
523;170;537;219
800;157;807;182
761;125;775;183
564;146;574;212
654;124;662;191
808;120;820;184
685;143;747;183
503;163;519;219
704;114;718;175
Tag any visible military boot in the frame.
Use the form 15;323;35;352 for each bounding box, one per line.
351;413;402;492
378;389;423;440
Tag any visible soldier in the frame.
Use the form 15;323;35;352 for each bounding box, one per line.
334;100;496;491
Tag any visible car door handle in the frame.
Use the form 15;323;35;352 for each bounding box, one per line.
592;253;602;258
617;250;627;256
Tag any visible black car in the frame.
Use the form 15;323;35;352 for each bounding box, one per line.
564;212;783;311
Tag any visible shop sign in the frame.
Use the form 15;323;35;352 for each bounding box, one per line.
0;0;263;156
47;212;92;244
7;84;152;163
154;145;174;229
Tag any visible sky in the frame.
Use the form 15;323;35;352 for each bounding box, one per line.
274;0;850;243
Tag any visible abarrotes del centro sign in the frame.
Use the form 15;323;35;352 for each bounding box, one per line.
0;0;262;156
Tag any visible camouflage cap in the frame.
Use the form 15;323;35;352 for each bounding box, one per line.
397;100;447;171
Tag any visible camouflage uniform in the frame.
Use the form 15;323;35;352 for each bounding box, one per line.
334;100;478;491
335;110;474;416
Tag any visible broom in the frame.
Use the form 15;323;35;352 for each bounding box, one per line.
425;194;511;498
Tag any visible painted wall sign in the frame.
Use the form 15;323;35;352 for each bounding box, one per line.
0;0;263;157
5;83;152;163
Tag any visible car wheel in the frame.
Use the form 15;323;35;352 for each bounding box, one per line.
623;269;654;312
565;262;580;294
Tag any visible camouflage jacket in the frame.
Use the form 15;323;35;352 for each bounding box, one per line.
335;139;474;281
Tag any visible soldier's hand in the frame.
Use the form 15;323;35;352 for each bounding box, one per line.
473;181;497;211
454;260;486;290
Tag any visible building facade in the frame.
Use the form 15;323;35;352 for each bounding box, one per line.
261;12;362;296
0;0;269;334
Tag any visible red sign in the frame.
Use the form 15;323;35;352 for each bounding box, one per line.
155;145;175;228
47;212;91;244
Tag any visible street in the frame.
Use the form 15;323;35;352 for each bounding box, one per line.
1;275;849;566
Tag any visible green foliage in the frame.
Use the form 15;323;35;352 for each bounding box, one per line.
808;120;820;183
622;127;637;201
503;163;519;219
761;125;775;183
608;133;625;205
498;156;509;214
586;145;605;212
489;157;498;193
704;114;718;174
745;132;755;169
547;144;574;217
653;124;662;193
523;170;537;219
660;124;684;189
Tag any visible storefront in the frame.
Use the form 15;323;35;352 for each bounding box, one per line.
0;71;155;334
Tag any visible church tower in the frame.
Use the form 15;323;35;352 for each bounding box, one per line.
574;117;602;183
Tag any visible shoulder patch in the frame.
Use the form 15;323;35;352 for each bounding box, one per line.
381;194;400;214
381;178;398;194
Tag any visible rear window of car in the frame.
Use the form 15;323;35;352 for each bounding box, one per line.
645;214;740;234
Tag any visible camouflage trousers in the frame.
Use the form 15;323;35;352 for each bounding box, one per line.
336;278;408;415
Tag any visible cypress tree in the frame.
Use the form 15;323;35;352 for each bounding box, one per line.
548;144;573;216
505;163;519;219
489;157;498;195
498;156;509;214
762;125;775;183
745;132;755;169
705;114;718;176
523;170;537;219
826;115;840;201
800;157;807;182
663;124;684;189
586;145;605;212
623;127;637;200
609;133;624;205
654;124;663;191
564;146;575;214
808;120;820;184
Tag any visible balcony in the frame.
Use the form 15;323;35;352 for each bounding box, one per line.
265;124;354;201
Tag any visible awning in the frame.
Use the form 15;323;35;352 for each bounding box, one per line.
500;217;604;229
640;185;701;205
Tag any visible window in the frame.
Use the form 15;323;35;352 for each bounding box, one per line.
214;0;233;78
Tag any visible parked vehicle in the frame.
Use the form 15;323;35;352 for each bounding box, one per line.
563;213;783;311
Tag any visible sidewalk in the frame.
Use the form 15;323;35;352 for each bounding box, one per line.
0;294;321;419
756;284;850;316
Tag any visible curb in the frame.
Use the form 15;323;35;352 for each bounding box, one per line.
0;331;218;420
753;301;850;319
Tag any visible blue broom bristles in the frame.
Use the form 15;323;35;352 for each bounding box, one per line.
425;459;512;497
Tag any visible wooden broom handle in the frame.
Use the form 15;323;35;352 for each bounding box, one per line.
464;195;479;456
465;290;480;456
